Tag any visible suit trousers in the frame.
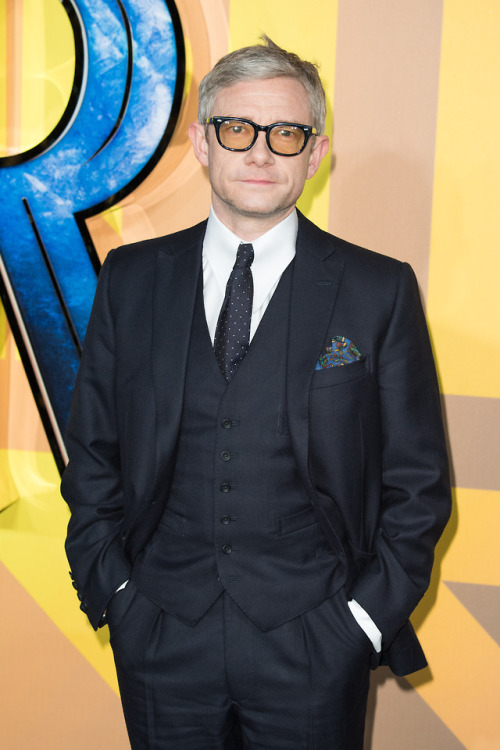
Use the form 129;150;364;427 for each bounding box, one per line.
108;581;372;750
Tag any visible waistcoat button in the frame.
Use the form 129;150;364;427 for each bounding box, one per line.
221;418;232;429
220;515;231;525
220;450;232;462
222;544;233;555
220;483;231;493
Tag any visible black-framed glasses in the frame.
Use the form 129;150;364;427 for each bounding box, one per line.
205;116;317;156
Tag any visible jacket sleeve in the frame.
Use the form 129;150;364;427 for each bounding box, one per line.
61;250;132;630
348;262;451;648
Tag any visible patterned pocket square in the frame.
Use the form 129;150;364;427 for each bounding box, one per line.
315;336;362;369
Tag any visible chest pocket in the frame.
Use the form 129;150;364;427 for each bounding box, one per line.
310;355;369;389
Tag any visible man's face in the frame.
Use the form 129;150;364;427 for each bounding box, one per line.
189;77;329;235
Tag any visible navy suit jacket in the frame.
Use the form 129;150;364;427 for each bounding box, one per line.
61;211;451;676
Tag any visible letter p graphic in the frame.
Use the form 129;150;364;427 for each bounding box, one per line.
0;0;184;470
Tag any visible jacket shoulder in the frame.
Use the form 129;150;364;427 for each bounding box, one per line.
299;211;404;272
297;212;412;294
104;220;207;271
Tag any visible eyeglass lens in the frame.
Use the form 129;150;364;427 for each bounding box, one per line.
218;120;306;155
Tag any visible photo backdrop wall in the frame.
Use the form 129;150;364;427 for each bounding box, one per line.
1;1;499;748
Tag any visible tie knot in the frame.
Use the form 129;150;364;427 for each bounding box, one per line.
234;243;254;269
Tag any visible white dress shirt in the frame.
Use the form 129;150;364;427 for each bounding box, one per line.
202;207;297;343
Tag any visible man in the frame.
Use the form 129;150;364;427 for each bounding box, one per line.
61;37;451;749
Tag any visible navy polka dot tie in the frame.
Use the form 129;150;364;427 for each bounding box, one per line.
214;243;254;381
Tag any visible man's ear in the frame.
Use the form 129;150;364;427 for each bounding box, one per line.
306;135;330;180
189;121;209;167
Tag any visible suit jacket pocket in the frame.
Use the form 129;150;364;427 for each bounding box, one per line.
107;580;137;632
276;506;317;536
311;355;369;389
350;543;376;572
158;508;186;536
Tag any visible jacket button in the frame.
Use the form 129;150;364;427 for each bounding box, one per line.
220;450;232;462
220;515;231;525
222;544;232;555
221;418;232;429
220;483;231;493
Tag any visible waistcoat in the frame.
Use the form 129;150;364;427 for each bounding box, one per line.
133;263;344;631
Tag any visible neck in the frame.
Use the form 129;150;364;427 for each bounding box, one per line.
211;201;296;241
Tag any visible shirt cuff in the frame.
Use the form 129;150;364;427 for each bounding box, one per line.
348;598;382;653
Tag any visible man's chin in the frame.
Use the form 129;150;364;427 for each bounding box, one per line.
222;199;295;221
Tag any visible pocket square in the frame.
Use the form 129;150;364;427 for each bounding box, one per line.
315;336;362;369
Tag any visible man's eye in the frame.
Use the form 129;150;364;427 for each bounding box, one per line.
277;129;293;137
221;122;250;137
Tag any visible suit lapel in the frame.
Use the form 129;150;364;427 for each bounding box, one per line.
287;214;344;480
152;223;205;489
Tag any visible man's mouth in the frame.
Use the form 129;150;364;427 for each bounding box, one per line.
240;177;276;186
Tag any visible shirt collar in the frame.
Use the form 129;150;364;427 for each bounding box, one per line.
203;207;297;310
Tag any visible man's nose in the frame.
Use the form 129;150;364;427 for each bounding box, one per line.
244;131;274;165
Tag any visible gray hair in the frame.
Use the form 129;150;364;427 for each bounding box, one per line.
198;36;327;134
